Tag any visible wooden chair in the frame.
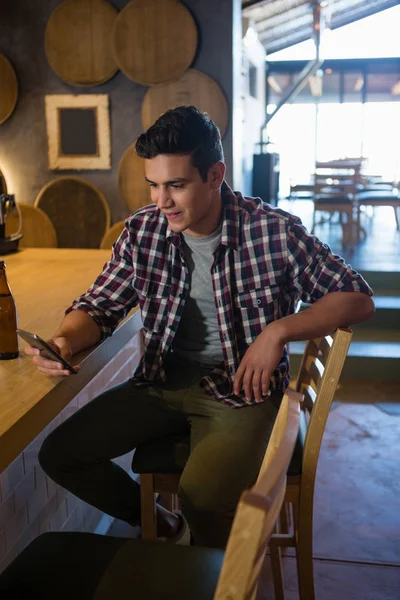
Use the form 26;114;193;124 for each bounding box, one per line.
0;390;301;600
133;328;353;600
356;189;400;239
214;388;302;599
274;328;352;600
5;202;57;247
100;221;125;249
311;174;358;249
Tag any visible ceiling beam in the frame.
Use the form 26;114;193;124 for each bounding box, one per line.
242;0;309;20
255;5;310;34
330;0;399;30
252;0;399;54
265;30;314;55
259;14;314;43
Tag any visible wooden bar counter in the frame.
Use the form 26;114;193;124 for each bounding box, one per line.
0;248;141;474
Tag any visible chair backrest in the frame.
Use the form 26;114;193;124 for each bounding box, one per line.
100;221;125;249
295;328;352;501
313;168;358;203
315;159;363;173
5;203;58;247
213;389;302;600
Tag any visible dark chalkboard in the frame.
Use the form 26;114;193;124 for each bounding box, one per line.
58;108;98;156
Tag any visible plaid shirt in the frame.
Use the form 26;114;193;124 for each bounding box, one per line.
68;182;372;407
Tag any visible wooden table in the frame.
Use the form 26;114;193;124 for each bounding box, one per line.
0;248;141;473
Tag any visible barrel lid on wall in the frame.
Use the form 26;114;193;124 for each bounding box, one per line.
112;0;198;85
5;204;58;248
35;177;111;249
142;69;229;137
118;145;151;213
45;0;119;87
0;54;18;125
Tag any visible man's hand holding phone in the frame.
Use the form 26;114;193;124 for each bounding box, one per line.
18;330;80;377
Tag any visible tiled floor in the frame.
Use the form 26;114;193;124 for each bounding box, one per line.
259;557;400;600
313;402;400;565
257;381;400;599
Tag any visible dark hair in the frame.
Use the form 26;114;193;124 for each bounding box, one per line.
135;105;224;182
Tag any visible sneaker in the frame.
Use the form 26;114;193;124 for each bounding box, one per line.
157;512;191;546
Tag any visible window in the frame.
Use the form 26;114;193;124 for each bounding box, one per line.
316;104;363;162
363;103;400;181
266;104;317;197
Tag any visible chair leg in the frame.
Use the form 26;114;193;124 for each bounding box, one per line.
140;473;157;540
340;220;347;247
357;205;362;243
348;210;354;250
279;502;291;535
159;492;180;513
159;492;174;512
311;210;316;234
173;493;180;512
270;538;286;600
293;500;315;600
394;205;399;230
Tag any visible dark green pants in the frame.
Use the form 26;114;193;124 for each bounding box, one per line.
39;357;282;548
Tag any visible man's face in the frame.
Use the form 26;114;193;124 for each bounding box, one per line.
144;154;224;237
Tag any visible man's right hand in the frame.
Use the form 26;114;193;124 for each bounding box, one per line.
25;336;80;378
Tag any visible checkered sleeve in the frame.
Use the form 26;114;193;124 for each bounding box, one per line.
285;216;373;304
65;227;139;339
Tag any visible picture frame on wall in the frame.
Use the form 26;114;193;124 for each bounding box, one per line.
44;94;111;170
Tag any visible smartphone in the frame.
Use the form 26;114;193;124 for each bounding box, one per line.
16;329;78;374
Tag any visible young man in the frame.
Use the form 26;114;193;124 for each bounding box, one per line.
29;106;374;549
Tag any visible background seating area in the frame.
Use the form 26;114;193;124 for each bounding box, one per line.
288;157;400;252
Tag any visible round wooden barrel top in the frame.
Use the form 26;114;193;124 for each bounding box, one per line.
142;69;229;137
6;204;58;248
118;145;151;213
45;0;119;87
0;54;18;125
113;0;197;85
100;221;126;250
35;177;111;249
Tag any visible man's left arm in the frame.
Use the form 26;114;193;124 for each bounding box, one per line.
234;218;374;403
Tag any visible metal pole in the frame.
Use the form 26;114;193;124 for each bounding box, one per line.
260;0;326;146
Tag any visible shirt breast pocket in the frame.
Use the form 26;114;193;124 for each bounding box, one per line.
234;286;280;344
134;278;170;333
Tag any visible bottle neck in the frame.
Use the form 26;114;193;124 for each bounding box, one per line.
0;264;11;296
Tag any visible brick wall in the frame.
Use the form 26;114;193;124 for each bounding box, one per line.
0;334;141;574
